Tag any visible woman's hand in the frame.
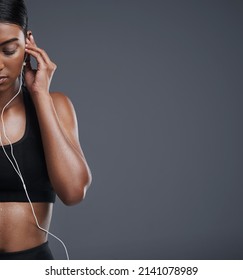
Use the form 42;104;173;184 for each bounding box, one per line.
24;33;57;96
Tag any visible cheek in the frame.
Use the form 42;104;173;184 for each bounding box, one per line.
5;54;25;76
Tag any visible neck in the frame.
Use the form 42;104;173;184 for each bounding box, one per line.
0;79;22;112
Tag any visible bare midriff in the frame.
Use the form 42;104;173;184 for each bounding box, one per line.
0;202;52;252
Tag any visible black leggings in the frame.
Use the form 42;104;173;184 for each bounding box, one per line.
0;242;54;260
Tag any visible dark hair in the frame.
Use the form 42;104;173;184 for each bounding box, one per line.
0;0;28;35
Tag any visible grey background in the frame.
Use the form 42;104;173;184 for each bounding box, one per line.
25;0;243;259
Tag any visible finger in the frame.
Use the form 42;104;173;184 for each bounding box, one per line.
25;47;47;69
25;45;52;65
25;46;51;67
25;47;57;73
26;32;37;47
29;33;37;47
26;33;54;65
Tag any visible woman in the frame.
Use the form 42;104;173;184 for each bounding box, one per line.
0;0;92;259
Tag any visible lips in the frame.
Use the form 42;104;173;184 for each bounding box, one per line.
0;76;8;85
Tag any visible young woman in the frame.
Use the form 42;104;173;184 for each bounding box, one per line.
0;0;92;259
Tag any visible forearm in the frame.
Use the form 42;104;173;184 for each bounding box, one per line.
31;92;91;205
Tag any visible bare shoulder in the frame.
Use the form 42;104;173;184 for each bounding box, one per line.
49;91;74;111
49;92;76;120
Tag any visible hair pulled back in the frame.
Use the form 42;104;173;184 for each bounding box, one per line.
0;0;28;35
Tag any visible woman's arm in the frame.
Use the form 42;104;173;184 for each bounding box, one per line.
31;91;92;205
24;33;92;205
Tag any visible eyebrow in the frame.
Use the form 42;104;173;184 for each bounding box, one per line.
0;38;19;47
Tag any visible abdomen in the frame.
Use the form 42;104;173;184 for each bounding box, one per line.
0;202;53;252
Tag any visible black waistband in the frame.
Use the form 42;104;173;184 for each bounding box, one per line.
0;241;54;260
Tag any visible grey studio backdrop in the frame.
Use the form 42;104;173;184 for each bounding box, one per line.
24;0;243;259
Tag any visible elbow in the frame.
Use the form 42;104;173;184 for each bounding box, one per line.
61;190;84;206
60;173;92;206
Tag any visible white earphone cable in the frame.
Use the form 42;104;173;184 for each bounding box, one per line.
0;71;69;260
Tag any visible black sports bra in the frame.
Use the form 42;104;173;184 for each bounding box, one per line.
0;87;56;202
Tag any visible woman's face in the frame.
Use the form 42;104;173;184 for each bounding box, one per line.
0;23;26;93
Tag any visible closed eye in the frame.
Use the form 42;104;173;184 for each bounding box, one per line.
3;49;17;56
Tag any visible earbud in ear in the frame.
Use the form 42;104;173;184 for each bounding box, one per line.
23;53;28;66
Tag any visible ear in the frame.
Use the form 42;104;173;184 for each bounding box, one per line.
26;30;32;42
